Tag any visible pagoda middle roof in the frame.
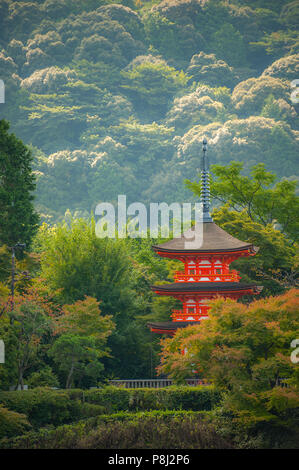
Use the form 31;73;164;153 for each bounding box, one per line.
152;221;258;253
152;282;262;293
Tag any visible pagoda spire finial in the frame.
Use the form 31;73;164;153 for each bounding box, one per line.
200;138;213;222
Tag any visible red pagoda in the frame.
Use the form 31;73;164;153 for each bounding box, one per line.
148;139;262;336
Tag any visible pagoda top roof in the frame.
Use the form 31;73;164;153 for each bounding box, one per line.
152;221;258;254
152;282;263;294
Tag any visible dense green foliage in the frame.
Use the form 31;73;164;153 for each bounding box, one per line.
0;0;297;221
0;287;116;390
31;218;170;380
0;215;176;387
1;379;298;448
0;409;232;449
0;387;105;429
0;385;222;447
0;120;39;247
0;385;219;423
0;404;31;439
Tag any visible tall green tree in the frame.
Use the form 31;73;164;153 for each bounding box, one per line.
0;120;39;248
187;162;299;242
121;62;190;120
49;296;114;388
36;218;133;317
35;218;158;378
49;334;106;389
210;24;247;67
3;295;52;390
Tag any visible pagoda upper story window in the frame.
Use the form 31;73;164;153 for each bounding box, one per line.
199;268;210;274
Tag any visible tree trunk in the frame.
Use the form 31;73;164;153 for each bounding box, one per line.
16;368;24;390
66;361;75;389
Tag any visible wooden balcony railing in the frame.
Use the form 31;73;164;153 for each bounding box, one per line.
174;270;240;282
171;310;209;321
109;378;208;388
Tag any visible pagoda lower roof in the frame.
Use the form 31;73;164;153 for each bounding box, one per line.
152;282;262;293
147;321;201;333
152;221;258;254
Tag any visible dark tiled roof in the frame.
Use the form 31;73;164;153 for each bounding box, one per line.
147;321;201;331
152;222;258;253
152;282;262;293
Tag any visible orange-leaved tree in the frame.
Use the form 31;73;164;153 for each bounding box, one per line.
158;289;299;437
0;286;55;390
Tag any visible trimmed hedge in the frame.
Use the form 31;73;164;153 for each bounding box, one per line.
0;385;220;431
81;385;220;413
0;388;104;429
0;410;233;449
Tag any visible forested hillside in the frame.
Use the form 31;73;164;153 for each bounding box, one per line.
0;0;298;221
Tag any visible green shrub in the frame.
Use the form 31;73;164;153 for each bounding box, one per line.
27;367;59;389
0;410;233;449
78;412;231;449
0;405;31;439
